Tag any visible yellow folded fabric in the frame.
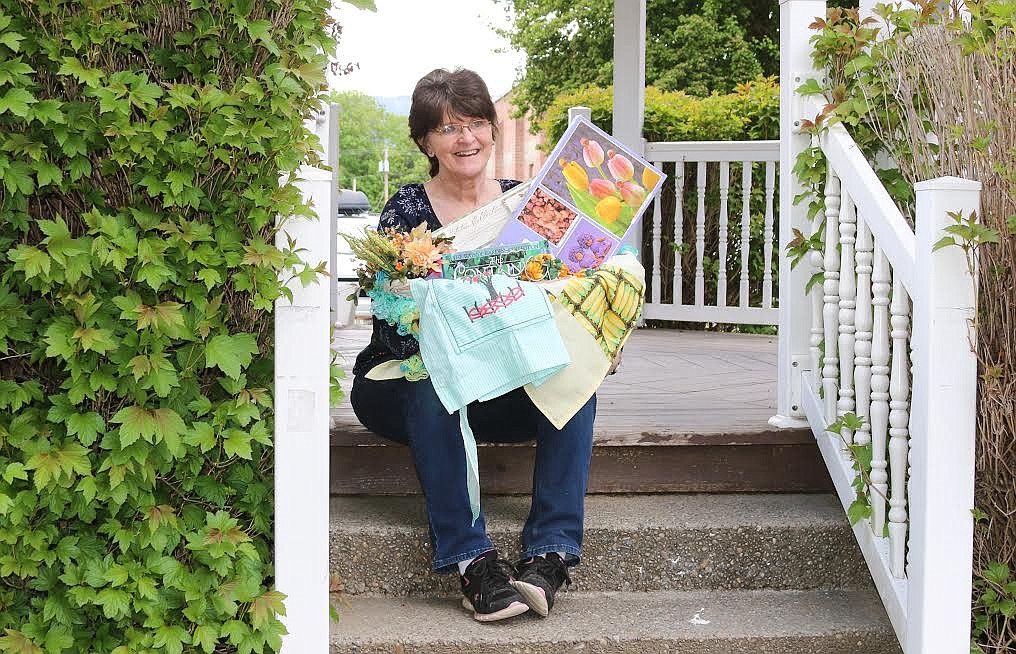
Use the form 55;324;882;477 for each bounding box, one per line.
556;255;645;360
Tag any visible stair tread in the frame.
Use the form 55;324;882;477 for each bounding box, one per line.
330;588;901;652
329;494;871;595
330;493;847;532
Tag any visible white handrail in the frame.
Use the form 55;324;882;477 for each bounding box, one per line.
781;2;981;652
809;104;917;294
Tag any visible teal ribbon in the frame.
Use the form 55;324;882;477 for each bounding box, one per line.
459;408;481;526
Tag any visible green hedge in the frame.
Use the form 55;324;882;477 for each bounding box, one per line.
538;79;780;322
537;76;780;145
0;0;332;651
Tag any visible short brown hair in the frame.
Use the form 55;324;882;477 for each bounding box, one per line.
408;68;499;177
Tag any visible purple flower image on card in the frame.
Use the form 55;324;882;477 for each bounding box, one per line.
558;217;616;269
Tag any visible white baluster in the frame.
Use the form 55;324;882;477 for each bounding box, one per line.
695;160;706;307
651;161;663;305
838;190;857;443
717;161;729;307
673;163;685;306
739;162;752;308
854;217;874;451
888;275;911;579
763;161;776;309
869;244;891;539
822;171;841;423
810;247;824;387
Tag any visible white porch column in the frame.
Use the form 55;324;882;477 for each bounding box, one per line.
771;0;825;428
906;177;980;653
329;102;340;329
613;0;646;255
275;106;334;651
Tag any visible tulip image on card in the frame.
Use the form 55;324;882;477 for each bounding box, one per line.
497;116;666;259
538;121;664;240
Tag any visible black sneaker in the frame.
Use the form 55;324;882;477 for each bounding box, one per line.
459;550;529;622
512;552;572;617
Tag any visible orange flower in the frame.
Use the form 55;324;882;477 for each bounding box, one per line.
524;259;546;281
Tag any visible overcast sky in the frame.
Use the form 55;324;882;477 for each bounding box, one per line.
329;0;525;100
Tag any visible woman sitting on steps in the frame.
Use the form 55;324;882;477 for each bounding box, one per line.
349;67;596;623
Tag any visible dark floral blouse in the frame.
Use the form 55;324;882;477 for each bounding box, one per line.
351;179;523;377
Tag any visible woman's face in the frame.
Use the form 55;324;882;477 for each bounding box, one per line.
424;112;494;180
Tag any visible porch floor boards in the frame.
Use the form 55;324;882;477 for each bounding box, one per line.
331;327;786;442
329;327;830;494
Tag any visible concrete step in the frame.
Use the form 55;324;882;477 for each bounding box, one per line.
329;588;901;653
329;428;832;494
329;494;871;596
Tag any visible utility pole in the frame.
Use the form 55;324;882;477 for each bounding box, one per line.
379;143;390;201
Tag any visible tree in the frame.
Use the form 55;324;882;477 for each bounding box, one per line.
497;0;779;117
328;91;430;210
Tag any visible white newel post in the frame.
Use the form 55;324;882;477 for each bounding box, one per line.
772;0;825;427
613;0;646;257
275;106;334;651
906;176;980;653
328;102;340;329
569;106;592;124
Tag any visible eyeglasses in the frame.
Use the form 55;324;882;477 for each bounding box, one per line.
431;119;492;138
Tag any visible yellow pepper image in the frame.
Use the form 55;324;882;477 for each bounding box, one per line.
595;196;622;223
642;167;661;190
559;158;589;190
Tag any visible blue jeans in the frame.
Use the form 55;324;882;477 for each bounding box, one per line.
350;375;596;573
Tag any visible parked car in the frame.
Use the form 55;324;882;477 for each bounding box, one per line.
335;190;378;326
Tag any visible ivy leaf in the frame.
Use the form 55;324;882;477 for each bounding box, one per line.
73;327;116;354
0;31;26;53
183;422;216;453
0;630;44;654
192;625;217;654
2;462;28;484
111;406;157;447
43;625;74;653
205;334;259;379
66;412;104;445
94;588;131;620
250;590;287;629
57;57;104;86
223;430;252;460
795;78;824;96
10;246;49;279
1;162;35;195
153;408;187;458
983;562;1010;586
30;99;65;125
846;496;872;525
0;88;37;116
152;625;189;654
35;161;63;187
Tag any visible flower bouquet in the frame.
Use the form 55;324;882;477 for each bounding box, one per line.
344;222;455;294
343;223;455;340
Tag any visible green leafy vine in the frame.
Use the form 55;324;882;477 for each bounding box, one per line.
0;0;337;651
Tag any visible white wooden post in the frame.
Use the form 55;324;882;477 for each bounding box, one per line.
906;176;980;653
569;106;592;124
329;102;340;329
613;0;646;256
274;106;334;652
772;0;826;427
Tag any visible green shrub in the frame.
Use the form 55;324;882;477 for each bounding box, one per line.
0;0;332;651
537;76;779;145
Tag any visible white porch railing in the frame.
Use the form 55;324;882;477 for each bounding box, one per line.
780;1;980;652
642;141;779;325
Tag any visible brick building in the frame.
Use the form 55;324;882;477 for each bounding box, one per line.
488;90;547;182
